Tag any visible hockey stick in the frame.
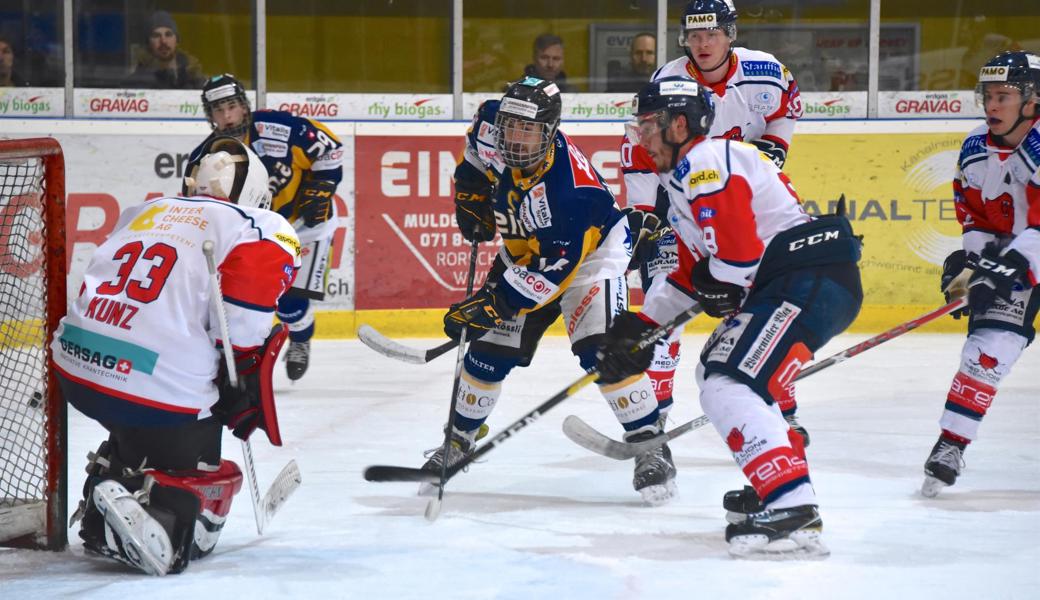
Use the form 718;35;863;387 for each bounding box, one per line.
425;237;481;522
357;325;457;364
363;304;703;487
564;296;971;460
203;241;301;535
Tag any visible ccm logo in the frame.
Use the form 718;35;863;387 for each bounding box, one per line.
788;229;839;251
977;257;1018;277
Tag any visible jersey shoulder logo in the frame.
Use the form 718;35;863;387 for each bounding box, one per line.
255;121;292;142
519;183;553;231
565;138;604;189
129;204;166;231
689;169;721;188
740;60;782;79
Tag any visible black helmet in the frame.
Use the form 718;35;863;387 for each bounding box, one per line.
201;74;251;138
628;76;714;170
495;77;563;170
976;51;1040;105
679;0;738;44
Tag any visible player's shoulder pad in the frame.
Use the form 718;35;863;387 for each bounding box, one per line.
734;47;786;82
958;124;989;168
672;140;728;199
250;208;302;262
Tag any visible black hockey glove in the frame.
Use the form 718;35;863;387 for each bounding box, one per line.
212;346;264;441
967;244;1030;315
751;138;788;169
690;259;745;318
596;311;657;384
622;206;664;270
454;176;497;243
940;249;970;319
296;179;336;227
443;285;514;340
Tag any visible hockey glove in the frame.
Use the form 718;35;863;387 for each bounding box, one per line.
967;244;1030;315
454;176;497;243
690;259;745;318
296;179;336;227
443;285;514;340
622;206;664;270
596;311;658;384
940;249;971;319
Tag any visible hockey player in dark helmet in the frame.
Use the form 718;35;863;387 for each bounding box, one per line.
494;78;562;173
678;0;738;73
201;73;252;139
921;51;1040;499
626;75;716;172
421;76;676;506
973;51;1040;143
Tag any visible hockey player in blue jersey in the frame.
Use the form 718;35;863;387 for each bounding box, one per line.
188;74;343;381
420;77;675;505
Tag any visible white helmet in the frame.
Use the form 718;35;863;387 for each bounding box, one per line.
184;136;272;210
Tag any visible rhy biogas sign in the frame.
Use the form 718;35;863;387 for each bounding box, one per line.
799;92;866;119
0;88;62;117
562;94;633;120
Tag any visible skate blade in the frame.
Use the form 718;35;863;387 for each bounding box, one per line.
728;529;830;560
725;510;746;525
639;480;678;507
920;476;948;498
417;482;439;497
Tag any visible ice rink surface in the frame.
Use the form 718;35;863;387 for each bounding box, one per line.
2;332;1038;599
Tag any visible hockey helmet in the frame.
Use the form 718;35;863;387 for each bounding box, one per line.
494;77;563;170
679;0;738;44
202;74;252;139
975;51;1040;106
184;136;272;211
628;77;715;171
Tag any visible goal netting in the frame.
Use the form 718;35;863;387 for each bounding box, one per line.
0;138;67;551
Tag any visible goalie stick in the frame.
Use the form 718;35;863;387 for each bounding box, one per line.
203;241;302;534
363;304;703;488
564;296;971;460
357;324;457;364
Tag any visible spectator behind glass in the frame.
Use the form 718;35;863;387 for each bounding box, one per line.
0;36;29;87
607;33;657;93
123;11;206;89
523;33;574;92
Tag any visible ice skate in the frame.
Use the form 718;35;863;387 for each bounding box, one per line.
921;435;966;498
723;485;764;524
92;480;174;576
725;504;829;560
627;429;678;506
286;339;310;381
417;425;487;496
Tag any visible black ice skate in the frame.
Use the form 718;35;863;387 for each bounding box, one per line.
784;413;810;448
285;340;310;381
723;485;765;524
921;435;966;498
417;425;487;496
627;429;678;506
725;504;829;559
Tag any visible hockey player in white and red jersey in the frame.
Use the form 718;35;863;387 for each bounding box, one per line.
51;137;300;575
921;51;1040;498
424;77;676;505
620;0;807;445
597;77;861;558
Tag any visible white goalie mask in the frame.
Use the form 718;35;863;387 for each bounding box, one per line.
184;136;272;210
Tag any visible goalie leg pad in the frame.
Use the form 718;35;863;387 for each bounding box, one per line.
258;324;289;445
148;460;244;561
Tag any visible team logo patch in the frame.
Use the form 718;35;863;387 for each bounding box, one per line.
256;122;291;142
697;207;716;223
520;183;552;230
674;157;691;179
741;61;783;79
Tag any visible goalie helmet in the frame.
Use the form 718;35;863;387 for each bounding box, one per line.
202;74;251;139
679;0;738;43
494;77;563;170
975;51;1040;106
183;136;272;211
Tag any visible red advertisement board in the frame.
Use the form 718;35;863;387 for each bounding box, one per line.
354;134;629;310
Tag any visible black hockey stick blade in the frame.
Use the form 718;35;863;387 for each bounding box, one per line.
363;465;440;483
562;414;712;460
357;324;458;364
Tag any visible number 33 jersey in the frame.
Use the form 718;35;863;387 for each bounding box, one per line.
51;196;301;419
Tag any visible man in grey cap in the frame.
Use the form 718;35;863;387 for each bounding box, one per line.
123;11;206;89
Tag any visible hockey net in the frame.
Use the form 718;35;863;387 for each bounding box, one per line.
0;138;67;550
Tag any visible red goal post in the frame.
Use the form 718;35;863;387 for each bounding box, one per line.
0;137;68;551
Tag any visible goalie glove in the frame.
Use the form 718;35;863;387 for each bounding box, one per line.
443;285;514;340
967;244;1030;315
596;311;658;384
296;179;336;227
940;249;971;319
690;258;745;318
454;175;497;243
622;206;664;270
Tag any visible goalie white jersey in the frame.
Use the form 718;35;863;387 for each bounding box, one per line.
51;196;301;419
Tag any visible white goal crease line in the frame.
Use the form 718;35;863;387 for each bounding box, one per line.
381;213;466;293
